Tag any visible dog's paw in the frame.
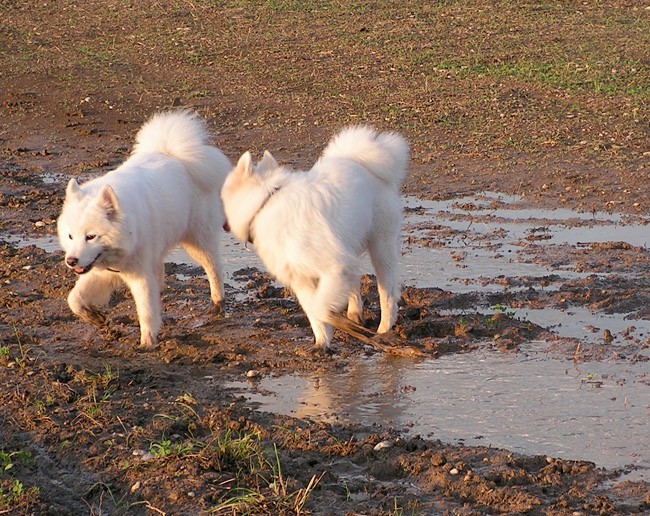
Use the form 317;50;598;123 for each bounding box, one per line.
212;300;225;318
311;342;335;357
138;333;159;350
79;305;107;327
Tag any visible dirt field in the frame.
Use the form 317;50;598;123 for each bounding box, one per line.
1;1;649;514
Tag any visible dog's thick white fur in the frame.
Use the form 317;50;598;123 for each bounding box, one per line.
57;110;231;348
221;125;409;349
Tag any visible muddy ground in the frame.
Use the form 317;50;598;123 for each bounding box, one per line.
1;1;649;515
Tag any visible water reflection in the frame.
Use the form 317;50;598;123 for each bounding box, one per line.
229;345;650;478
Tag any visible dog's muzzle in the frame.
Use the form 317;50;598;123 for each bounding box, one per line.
66;253;101;275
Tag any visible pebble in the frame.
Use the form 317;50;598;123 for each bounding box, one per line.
246;369;261;379
130;481;141;493
132;449;153;461
34;220;46;227
449;468;459;475
373;440;393;451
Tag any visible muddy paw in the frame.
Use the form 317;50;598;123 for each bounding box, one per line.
79;305;106;327
212;300;225;318
138;333;159;351
311;343;335;357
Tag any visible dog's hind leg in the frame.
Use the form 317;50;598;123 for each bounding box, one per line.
368;236;400;334
182;236;224;316
301;271;356;349
292;282;334;350
346;285;364;325
68;271;118;328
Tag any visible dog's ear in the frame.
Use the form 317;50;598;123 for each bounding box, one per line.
236;151;254;177
65;178;83;201
97;185;120;220
257;150;278;172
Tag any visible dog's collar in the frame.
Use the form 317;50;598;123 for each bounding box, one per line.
247;186;281;245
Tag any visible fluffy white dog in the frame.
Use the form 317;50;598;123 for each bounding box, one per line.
221;125;409;350
57;110;231;348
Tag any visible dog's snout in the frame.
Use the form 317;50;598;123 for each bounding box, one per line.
66;256;78;268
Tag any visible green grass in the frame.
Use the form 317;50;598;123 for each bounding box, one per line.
149;434;196;459
419;56;648;97
210;440;322;515
0;479;40;511
0;450;40;512
137;427;323;514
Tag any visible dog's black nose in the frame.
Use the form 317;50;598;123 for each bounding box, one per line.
66;257;78;267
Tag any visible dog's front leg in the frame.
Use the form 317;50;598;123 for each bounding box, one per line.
123;272;162;349
67;271;116;328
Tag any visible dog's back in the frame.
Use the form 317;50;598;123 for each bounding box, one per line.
321;125;409;190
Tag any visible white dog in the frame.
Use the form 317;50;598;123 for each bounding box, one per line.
57;110;231;348
221;125;409;350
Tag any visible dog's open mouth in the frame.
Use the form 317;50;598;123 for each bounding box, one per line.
71;253;102;275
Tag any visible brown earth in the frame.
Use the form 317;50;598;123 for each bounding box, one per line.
1;1;649;515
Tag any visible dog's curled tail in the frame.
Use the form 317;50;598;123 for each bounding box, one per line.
323;125;409;190
132;110;229;191
133;110;209;160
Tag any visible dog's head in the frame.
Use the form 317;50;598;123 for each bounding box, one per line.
221;150;280;243
57;179;123;275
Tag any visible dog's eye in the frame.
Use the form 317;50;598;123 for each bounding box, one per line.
68;234;73;240
85;234;96;241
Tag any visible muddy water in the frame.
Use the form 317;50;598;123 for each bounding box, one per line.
6;192;649;478
227;346;649;475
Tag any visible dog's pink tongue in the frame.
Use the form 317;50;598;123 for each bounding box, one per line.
74;266;85;274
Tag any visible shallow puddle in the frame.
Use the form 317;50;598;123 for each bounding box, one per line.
401;192;649;295
227;344;649;476
5;191;649;478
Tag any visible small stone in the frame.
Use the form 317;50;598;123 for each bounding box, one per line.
246;369;261;378
34;220;46;227
603;329;613;343
132;449;153;461
449;468;459;475
130;481;141;493
373;440;393;451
